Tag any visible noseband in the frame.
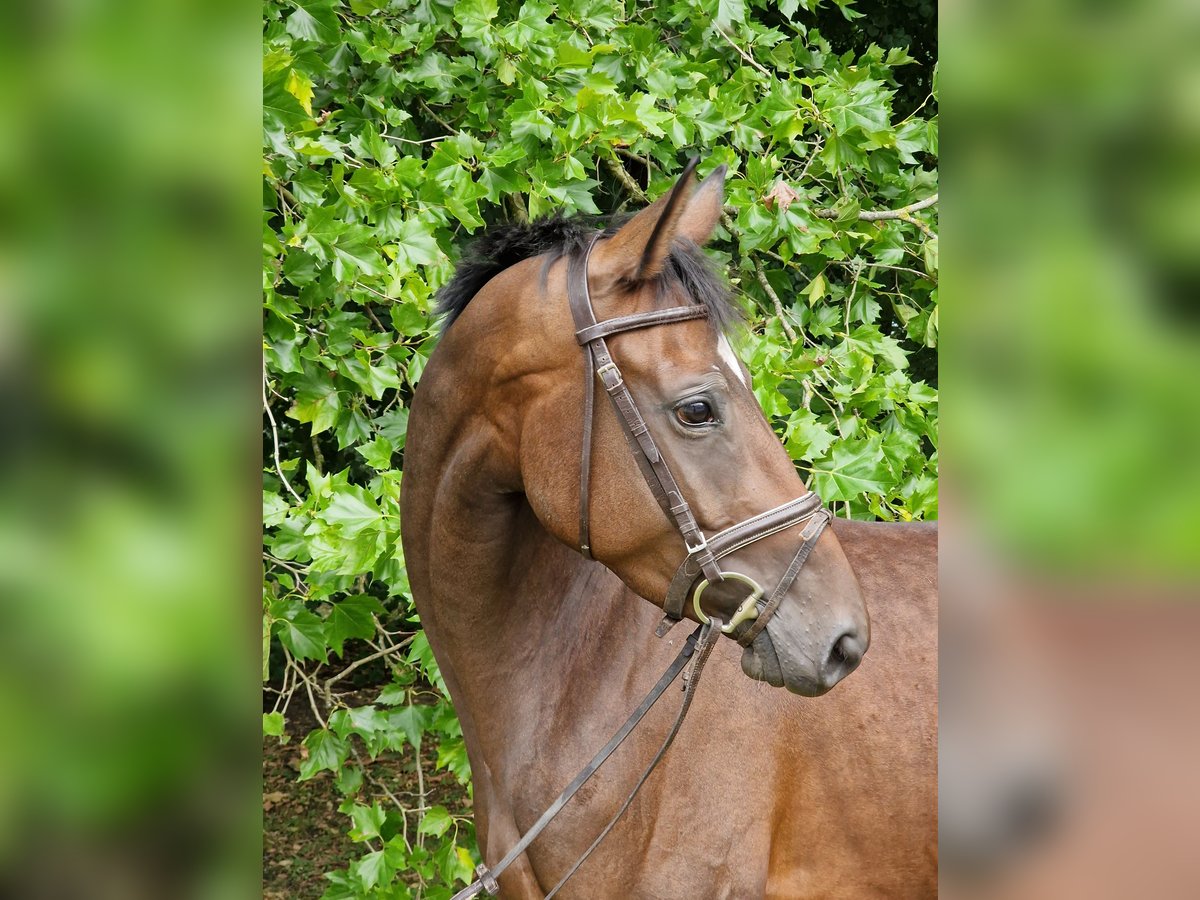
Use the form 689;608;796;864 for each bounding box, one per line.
568;235;833;645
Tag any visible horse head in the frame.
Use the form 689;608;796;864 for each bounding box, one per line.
467;160;870;696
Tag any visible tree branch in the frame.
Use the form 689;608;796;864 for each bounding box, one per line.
604;157;649;204
416;97;455;134
753;257;797;343
505;192;529;223
264;366;302;504
716;27;771;77
813;192;938;221
323;636;416;699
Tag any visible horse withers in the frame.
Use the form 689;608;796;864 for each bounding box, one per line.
401;161;937;898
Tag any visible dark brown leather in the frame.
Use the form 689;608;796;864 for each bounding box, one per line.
578;342;595;559
566;233;833;640
574;305;708;344
736;508;833;646
568;238;722;588
661;493;825;623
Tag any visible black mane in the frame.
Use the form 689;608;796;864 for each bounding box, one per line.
435;213;741;334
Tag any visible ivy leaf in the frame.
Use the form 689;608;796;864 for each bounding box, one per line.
809;437;890;502
299;728;349;781
326;594;384;657
418;805;453;838
274;609;327;662
262;712;285;737
324;487;382;536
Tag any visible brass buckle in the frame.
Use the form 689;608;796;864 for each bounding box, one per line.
595;361;622;389
692;572;764;635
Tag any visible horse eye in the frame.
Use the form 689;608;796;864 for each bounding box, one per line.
675;400;716;427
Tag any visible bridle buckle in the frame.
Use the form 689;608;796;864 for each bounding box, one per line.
594;361;622;390
684;534;708;556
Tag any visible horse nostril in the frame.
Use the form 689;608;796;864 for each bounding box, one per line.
831;637;848;664
824;629;865;683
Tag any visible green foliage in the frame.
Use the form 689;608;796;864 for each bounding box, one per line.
263;0;936;894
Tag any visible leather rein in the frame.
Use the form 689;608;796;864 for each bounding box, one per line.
450;234;833;898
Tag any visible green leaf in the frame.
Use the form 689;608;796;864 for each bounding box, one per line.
375;682;407;706
418;805;453;838
388;704;429;749
454;0;498;41
805;272;828;306
356;436;395;470
393;218;442;271
437;736;472;783
299;728;349;781
285;68;314;117
349;802;387;841
374;408;410;446
325;594;384;657
264;490;290;527
324;487;382;536
275;609;328;662
354;848;394;890
714;0;747;30
289;391;341;436
263;712;285;737
335;765;364;796
786;410;836;460
809;437;890;502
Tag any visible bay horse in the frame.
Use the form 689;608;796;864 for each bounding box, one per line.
401;161;937;898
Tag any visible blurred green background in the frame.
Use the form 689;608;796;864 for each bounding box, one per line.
0;0;259;896
944;0;1200;578
0;0;1196;896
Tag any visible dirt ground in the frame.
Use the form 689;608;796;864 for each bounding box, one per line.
263;685;472;899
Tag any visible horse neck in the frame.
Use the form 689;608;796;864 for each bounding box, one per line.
417;460;648;752
403;311;649;748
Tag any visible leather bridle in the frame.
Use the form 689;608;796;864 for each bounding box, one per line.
568;234;833;645
449;234;834;899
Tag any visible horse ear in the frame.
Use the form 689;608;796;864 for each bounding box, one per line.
678;164;726;247
602;156;700;281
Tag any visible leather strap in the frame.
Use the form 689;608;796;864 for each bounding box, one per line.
578;343;596;558
736;508;833;646
567;237;721;587
575;305;709;344
660;493;825;624
544;620;722;897
448;626;703;900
